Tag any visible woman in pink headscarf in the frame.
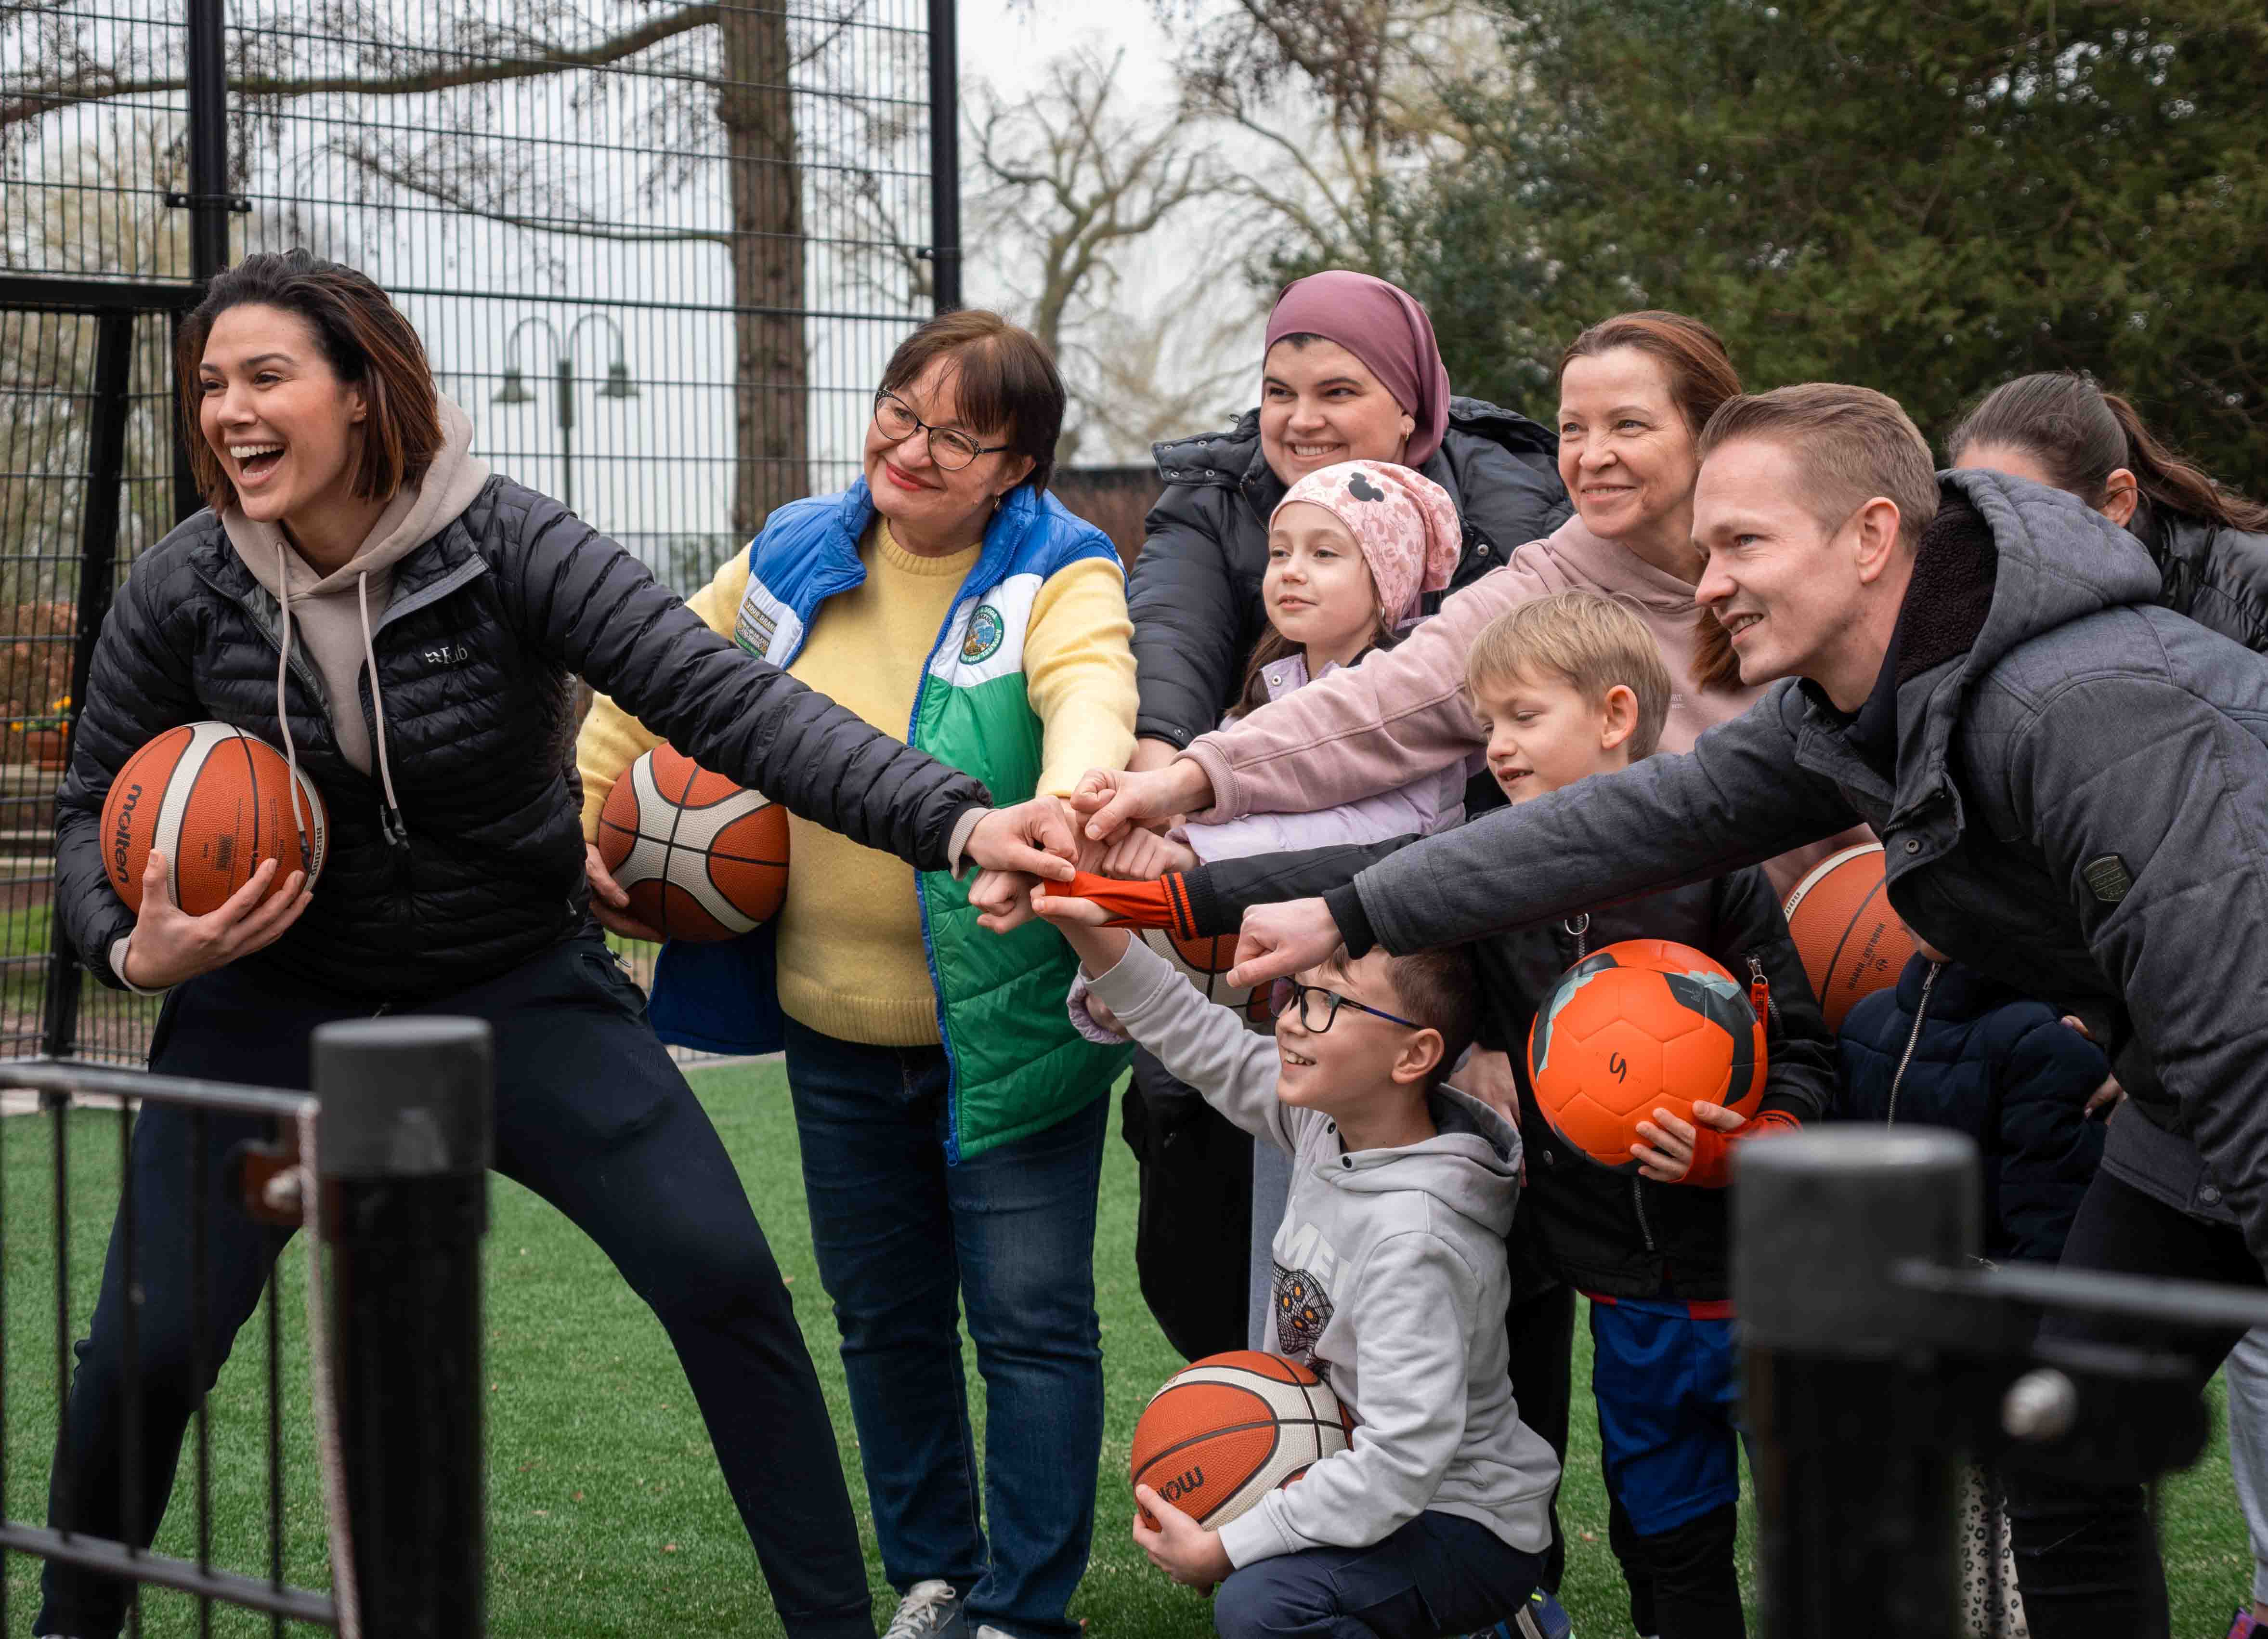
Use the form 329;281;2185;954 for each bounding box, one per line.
1129;271;1571;770
1114;273;1571;1377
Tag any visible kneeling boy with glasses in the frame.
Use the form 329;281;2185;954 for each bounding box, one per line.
1032;891;1561;1638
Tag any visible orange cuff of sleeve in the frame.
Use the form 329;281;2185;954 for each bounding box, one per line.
1036;872;1177;930
1685;1107;1803;1190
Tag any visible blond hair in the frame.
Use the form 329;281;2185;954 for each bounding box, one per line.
1697;382;1939;551
1465;590;1674;760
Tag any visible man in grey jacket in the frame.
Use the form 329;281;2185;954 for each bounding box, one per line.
1095;383;2268;1638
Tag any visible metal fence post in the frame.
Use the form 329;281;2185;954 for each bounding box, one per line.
926;0;962;313
1736;1129;1979;1638
315;1017;493;1638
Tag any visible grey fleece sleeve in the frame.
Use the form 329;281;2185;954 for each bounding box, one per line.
1084;936;1302;1154
2006;671;2268;1268
1353;693;1861;955
1217;1230;1482;1566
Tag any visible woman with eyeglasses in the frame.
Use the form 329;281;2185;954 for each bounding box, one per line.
576;309;1138;1639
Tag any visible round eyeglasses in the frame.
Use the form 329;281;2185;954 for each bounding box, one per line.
872;389;1011;472
1269;979;1421;1034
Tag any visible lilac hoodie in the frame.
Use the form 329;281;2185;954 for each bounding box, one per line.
1177;512;1870;898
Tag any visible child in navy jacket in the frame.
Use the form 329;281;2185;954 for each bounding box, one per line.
1837;941;2110;1264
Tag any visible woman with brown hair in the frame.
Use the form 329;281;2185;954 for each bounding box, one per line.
1949;370;2268;651
575;307;1138;1639
1012;310;1870;1613
40;249;1081;1639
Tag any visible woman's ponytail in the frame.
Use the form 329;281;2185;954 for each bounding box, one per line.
2098;391;2268;533
1950;372;2268;534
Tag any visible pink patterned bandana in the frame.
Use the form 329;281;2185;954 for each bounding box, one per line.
1273;460;1461;626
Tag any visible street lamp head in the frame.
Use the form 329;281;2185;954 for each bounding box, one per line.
492;365;534;406
600;360;639;400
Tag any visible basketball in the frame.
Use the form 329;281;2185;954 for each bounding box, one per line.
596;743;788;942
100;721;327;917
1130;1351;1352;1530
1525;939;1766;1172
1140;928;1275;1027
1782;843;1915;1029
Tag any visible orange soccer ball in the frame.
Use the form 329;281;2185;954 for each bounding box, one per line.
1524;939;1766;1171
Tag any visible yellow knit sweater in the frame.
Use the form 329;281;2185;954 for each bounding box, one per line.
577;518;1136;1046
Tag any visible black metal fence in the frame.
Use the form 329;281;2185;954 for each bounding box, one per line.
1;1017;492;1635
1736;1129;2268;1636
0;0;960;1063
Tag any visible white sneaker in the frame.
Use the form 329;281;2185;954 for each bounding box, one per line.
884;1579;966;1639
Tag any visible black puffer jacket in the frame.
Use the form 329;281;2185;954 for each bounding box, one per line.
2133;502;2268;653
1163;838;1837;1303
1130;398;1571;748
57;477;988;1000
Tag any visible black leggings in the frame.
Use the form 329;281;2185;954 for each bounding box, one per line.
38;936;874;1639
2004;1169;2262;1639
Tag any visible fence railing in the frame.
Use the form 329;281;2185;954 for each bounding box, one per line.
0;1018;493;1636
1735;1128;2268;1636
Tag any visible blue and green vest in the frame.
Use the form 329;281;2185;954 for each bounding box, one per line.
646;479;1133;1160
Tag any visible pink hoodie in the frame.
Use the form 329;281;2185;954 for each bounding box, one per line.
1178;511;1870;897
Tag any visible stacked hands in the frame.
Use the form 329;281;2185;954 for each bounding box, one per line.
966;766;1747;1189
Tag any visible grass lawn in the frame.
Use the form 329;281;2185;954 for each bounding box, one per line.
1;1062;2255;1636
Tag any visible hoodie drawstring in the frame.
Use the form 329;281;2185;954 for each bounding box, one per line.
274;539;316;866
357;573;408;848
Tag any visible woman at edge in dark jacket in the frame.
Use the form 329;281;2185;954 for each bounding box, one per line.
1948;370;2268;649
37;250;1077;1639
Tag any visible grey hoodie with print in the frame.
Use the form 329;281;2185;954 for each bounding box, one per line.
1084;937;1560;1569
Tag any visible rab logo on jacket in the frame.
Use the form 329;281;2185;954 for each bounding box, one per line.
420;642;471;668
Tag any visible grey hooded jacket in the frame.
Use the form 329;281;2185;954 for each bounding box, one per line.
1085;937;1559;1567
1340;469;2268;1263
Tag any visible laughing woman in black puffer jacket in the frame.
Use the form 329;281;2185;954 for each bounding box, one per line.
1949;370;2268;650
37;250;1078;1639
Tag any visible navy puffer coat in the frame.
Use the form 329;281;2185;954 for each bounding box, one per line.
1837;955;2109;1264
56;477;989;1000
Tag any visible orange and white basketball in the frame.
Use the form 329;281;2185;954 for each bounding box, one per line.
1141;928;1275;1028
1130;1351;1352;1530
100;721;327;916
595;744;788;943
1782;842;1915;1029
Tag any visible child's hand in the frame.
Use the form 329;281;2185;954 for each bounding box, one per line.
1032;892;1134;977
1132;1484;1232;1591
2060;1015;2127;1119
1633;1100;1747;1183
1100;828;1199;880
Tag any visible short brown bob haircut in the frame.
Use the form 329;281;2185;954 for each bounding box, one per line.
179;249;443;515
878;308;1065;494
1697;383;1939;552
1465;590;1675;762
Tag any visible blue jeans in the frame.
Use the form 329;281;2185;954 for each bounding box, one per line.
783;1018;1109;1639
1212;1510;1544;1639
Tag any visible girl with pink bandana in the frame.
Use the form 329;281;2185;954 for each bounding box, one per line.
1098;457;1471;877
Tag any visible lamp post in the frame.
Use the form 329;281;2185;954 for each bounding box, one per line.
492;313;638;517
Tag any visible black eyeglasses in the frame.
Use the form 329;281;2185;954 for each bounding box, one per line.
1269;979;1421;1034
872;389;1011;472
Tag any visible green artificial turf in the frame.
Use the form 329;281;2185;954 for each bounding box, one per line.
0;1064;2254;1635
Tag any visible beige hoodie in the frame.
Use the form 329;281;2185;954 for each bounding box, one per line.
220;394;492;778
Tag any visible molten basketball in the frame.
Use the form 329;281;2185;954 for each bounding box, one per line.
1130;1351;1351;1530
596;744;787;943
100;721;327;916
1525;939;1766;1172
1140;929;1275;1028
1782;843;1915;1029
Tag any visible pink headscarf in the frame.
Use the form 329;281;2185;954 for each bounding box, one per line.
1264;271;1453;466
1274;460;1461;628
